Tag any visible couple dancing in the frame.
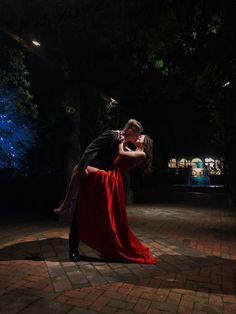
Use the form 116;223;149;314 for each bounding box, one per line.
54;119;157;264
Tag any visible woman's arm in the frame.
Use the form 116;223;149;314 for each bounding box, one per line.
124;146;132;151
118;143;146;159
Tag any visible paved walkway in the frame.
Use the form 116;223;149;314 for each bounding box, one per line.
0;190;236;313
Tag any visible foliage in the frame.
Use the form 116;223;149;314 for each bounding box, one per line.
0;48;38;118
0;85;36;170
194;65;234;147
1;0;236;162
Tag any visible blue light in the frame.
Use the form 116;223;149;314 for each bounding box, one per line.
0;85;36;170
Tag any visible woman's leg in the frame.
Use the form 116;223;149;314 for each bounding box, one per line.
54;165;80;213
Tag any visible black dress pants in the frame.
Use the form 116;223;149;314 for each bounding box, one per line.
69;198;80;253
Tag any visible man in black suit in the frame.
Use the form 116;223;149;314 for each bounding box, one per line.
54;118;144;261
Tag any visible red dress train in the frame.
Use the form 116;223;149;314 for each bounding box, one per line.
76;157;157;264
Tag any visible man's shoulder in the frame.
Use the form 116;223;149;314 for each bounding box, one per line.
89;129;118;144
100;129;119;138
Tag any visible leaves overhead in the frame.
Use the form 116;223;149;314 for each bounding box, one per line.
0;0;236;154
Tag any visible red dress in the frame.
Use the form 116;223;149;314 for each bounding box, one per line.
76;156;157;264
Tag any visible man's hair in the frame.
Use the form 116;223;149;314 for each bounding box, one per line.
123;118;144;133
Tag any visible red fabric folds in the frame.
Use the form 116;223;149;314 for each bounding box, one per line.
76;158;157;264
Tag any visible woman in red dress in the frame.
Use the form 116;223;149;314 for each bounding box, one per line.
76;135;157;264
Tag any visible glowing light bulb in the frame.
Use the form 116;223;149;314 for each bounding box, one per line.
222;81;230;87
32;40;41;47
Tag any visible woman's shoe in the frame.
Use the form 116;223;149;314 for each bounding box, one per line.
53;200;75;214
53;201;67;214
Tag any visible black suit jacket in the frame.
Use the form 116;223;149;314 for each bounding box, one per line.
78;130;120;170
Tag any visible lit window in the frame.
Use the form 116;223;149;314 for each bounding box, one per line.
168;158;177;168
179;158;186;168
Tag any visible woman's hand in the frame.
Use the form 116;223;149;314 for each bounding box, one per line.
118;142;145;160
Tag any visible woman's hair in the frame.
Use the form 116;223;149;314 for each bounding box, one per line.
140;135;153;176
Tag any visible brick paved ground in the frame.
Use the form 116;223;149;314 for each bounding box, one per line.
0;189;236;313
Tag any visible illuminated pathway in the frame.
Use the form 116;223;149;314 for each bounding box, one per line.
0;190;236;313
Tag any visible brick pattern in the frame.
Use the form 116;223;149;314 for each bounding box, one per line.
0;191;236;313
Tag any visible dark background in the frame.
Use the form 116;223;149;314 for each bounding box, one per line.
0;1;235;216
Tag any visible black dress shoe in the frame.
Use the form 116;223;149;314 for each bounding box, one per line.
69;251;80;262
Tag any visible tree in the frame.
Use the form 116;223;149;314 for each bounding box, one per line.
0;44;37;172
1;0;236;189
0;47;38;118
0;85;36;170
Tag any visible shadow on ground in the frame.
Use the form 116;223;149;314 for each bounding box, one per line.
0;237;235;295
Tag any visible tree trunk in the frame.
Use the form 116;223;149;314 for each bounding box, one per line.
60;112;81;222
